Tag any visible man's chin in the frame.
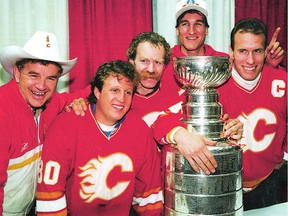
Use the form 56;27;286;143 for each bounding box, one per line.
29;101;47;110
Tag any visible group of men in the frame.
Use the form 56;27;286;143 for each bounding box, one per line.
0;0;286;215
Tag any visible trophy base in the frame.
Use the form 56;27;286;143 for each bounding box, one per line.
163;143;243;215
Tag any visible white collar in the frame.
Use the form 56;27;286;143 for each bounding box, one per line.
97;121;116;132
232;67;261;91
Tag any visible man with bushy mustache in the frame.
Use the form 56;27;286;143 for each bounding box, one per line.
127;32;181;128
69;32;243;175
126;32;243;175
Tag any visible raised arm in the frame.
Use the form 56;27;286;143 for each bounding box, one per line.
265;27;285;68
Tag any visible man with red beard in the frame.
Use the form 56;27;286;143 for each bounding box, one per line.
126;32;243;175
69;32;243;175
127;32;181;128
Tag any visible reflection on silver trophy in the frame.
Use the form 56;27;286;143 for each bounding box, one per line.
163;56;243;216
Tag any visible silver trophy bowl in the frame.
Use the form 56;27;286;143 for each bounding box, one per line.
164;56;243;216
173;56;231;89
173;56;231;140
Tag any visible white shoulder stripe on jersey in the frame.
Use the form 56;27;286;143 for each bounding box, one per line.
132;190;163;206
243;187;253;192
9;144;43;165
37;195;66;212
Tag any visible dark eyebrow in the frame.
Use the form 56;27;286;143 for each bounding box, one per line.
26;71;59;79
26;71;39;75
195;19;205;23
48;75;59;79
254;48;265;52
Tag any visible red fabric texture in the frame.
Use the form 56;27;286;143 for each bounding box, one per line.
68;0;152;92
68;1;286;92
235;0;287;67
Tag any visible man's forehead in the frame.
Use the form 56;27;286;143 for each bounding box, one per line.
137;41;164;50
22;62;60;75
235;31;265;42
105;73;132;84
136;43;165;59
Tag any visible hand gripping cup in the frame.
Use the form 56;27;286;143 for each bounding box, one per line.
163;56;243;216
174;56;231;141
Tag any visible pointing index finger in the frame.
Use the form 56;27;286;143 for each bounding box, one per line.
269;27;281;46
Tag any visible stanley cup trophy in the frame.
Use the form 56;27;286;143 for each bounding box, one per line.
163;56;243;216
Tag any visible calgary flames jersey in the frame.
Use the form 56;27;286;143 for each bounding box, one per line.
218;65;287;191
130;83;183;128
36;105;163;216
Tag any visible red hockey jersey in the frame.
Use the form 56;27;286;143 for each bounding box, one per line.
218;65;287;191
36;105;163;216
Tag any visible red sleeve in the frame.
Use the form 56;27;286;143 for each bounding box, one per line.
152;111;186;144
67;85;91;104
133;128;163;215
59;85;91;110
37;114;73;215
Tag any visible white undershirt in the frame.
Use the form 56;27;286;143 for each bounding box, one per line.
232;67;261;91
97;121;115;133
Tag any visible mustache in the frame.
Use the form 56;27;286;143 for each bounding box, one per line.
139;71;161;81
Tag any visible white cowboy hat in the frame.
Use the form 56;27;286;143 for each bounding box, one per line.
175;0;208;20
0;31;77;76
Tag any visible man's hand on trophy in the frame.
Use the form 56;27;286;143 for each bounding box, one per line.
174;128;217;175
221;114;244;141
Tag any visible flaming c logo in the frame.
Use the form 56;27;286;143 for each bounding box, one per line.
239;109;276;153
78;153;133;203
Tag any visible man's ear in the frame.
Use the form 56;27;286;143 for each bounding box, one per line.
176;28;180;36
229;46;234;59
128;59;134;64
93;86;101;101
228;46;234;70
13;66;20;83
205;28;208;36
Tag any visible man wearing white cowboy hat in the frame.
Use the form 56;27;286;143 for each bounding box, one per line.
0;31;77;215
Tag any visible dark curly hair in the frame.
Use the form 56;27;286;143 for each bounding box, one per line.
16;59;63;74
87;60;139;104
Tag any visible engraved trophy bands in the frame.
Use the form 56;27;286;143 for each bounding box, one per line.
163;56;243;216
